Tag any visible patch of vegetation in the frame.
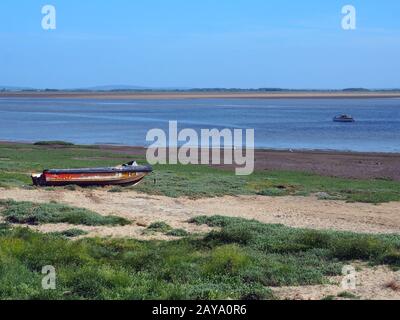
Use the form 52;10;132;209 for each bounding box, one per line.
0;200;130;226
0;223;11;235
146;222;172;233
0;172;31;188
134;165;400;203
0;215;400;300
51;229;89;238
322;295;336;300
33;141;75;146
0;227;272;300
203;244;251;275
191;216;400;269
256;188;287;197
108;187;124;193
64;185;78;191
167;229;189;237
337;291;359;299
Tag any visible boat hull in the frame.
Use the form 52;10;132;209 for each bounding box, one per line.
333;119;355;123
36;172;148;187
31;163;152;187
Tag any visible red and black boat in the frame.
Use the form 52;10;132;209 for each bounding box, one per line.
31;161;152;187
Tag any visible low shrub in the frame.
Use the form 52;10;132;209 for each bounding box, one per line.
146;222;172;233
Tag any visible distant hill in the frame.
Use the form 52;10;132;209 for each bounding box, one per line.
79;85;151;91
342;88;371;92
1;85;399;93
74;85;192;92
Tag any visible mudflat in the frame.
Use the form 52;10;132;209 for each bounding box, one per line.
99;145;400;181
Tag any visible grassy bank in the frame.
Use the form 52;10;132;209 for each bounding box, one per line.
1;143;400;203
0;200;130;226
0;216;400;300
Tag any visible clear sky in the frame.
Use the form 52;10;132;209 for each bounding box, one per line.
0;0;399;89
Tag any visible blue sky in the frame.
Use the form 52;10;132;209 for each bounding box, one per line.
0;0;399;89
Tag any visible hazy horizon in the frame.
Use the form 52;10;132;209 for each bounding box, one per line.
1;0;399;89
1;85;400;92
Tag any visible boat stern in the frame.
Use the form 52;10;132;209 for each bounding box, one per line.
31;173;45;186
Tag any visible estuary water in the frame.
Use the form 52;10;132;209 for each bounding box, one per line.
0;98;399;152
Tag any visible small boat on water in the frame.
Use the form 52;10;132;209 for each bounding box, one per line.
31;161;152;187
333;114;355;123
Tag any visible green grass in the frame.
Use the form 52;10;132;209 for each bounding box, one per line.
191;216;400;267
145;222;189;237
132;164;400;203
322;295;336;300
50;229;89;238
0;215;400;300
167;229;189;237
0;200;131;226
0;143;142;180
337;291;360;299
1;143;400;203
146;221;172;233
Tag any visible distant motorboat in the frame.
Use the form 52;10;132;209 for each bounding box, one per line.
333;114;355;123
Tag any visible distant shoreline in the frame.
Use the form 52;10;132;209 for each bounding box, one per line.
1;91;400;100
1;140;400;156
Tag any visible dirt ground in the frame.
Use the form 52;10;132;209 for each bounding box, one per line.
271;263;400;300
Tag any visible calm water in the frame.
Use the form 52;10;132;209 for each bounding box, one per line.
0;98;400;152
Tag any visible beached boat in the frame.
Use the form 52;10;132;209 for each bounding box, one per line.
333;114;355;123
31;161;152;187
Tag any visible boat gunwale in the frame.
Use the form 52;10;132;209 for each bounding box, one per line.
44;166;153;174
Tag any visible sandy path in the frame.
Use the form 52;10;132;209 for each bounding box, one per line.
0;188;400;238
271;263;400;300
